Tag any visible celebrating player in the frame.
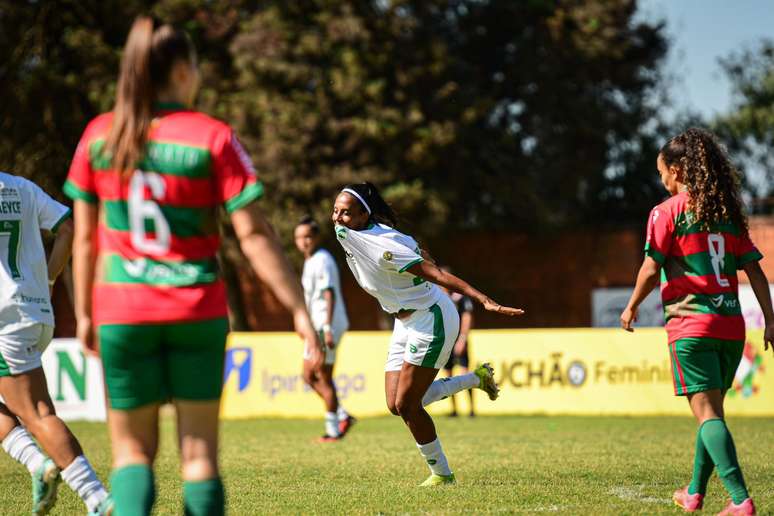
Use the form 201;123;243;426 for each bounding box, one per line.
620;128;774;516
438;267;477;417
294;215;356;441
332;182;523;486
65;16;320;516
0;171;112;515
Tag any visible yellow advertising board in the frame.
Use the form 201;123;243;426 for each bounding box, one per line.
221;329;771;419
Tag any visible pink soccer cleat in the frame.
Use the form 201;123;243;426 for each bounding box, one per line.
338;415;357;436
672;486;704;512
717;498;756;516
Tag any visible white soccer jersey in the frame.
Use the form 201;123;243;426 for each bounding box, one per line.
302;248;349;333
0;172;71;334
334;223;443;314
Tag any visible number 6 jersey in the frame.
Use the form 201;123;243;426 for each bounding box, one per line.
0;172;71;334
644;191;763;343
64;104;263;325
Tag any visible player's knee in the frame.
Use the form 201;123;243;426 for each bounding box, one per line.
394;398;420;419
181;456;218;481
386;399;399;416
302;368;315;386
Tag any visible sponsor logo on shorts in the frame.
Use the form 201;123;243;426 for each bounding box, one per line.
409;344;418;353
382;251;393;261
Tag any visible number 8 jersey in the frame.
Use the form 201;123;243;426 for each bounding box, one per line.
644;191;763;344
64;104;263;325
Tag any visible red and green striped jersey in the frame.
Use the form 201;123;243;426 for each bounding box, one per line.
644;191;762;344
64;104;263;325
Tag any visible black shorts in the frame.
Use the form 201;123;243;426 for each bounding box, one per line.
443;342;469;370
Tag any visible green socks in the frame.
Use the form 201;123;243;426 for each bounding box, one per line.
111;464;155;516
688;428;714;495
184;477;225;516
699;418;749;504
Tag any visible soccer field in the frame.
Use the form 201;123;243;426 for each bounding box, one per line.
1;415;772;515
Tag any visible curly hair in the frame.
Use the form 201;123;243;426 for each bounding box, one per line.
659;127;748;233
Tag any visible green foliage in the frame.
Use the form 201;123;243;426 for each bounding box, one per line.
0;416;771;513
714;40;774;208
0;0;670;239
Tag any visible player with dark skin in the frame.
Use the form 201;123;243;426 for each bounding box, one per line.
331;192;523;446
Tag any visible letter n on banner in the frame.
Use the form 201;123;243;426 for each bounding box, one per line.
56;351;86;401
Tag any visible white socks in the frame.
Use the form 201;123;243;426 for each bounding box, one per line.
337;406;349;422
61;455;109;512
417;438;452;476
2;426;45;474
325;411;340;437
422;373;479;406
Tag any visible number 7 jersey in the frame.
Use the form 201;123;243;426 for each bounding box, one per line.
0;172;71;333
64;105;263;325
644;191;763;344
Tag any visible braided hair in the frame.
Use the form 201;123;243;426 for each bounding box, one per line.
342;182;398;228
660;127;748;233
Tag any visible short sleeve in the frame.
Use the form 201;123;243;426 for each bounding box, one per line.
317;255;335;291
379;238;424;273
64;126;98;204
644;206;673;265
736;232;763;268
30;180;71;232
461;296;474;313
212;130;264;213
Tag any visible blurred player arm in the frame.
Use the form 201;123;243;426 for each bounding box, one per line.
406;260;524;316
620;256;661;332
455;310;473;354
72;201;98;353
741;260;774;351
322;288;335;349
230;202;323;363
46;217;73;284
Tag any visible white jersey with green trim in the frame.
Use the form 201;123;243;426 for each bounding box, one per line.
334;223;443;314
302;248;349;333
0;172;70;333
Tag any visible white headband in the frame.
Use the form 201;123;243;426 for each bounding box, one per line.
341;188;372;214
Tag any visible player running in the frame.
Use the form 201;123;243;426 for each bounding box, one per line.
0;171;112;515
294;216;356;441
620;128;773;516
66;16;320;516
332;182;523;486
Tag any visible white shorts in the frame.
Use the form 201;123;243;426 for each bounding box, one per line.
0;323;54;376
385;294;460;372
303;327;345;366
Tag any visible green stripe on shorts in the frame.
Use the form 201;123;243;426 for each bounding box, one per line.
421;304;445;368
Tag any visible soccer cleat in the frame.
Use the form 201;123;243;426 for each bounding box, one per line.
338;415;357;436
717;498;756;516
672;486;704;512
419;473;456;487
317;434;342;443
32;458;61;515
87;494;114;516
473;363;499;401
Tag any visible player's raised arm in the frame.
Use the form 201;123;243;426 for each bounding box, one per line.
405;259;524;316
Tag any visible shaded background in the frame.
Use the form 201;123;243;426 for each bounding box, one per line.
1;0;771;332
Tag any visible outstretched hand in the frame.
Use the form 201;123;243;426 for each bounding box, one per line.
482;298;524;316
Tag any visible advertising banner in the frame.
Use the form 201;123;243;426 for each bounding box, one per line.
42;339;106;422
221;329;772;419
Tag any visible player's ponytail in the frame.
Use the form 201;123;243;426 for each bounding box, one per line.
342;182;398;228
105;16;195;174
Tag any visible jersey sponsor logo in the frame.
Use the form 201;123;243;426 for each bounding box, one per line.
0;200;21;214
382;251;393;261
710;295;724;308
0;186;19;198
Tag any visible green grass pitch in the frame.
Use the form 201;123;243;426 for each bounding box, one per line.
0;415;771;514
